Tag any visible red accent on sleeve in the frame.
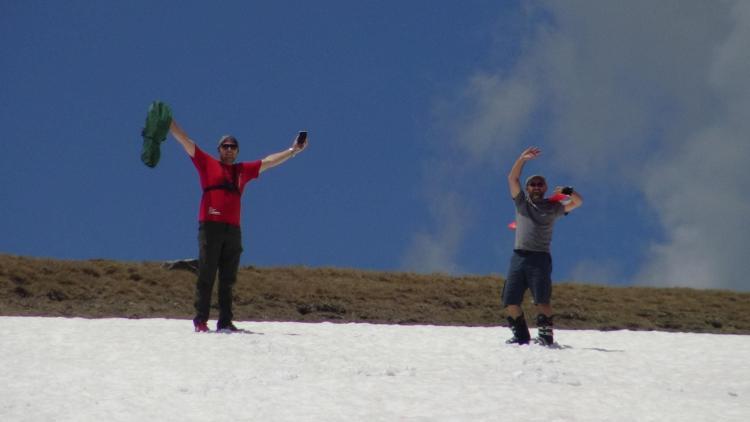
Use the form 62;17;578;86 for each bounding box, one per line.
548;193;568;202
243;160;262;181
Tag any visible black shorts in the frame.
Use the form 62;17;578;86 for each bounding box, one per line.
502;250;553;306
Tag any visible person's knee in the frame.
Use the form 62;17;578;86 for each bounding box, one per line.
505;304;523;318
196;270;217;287
535;303;552;316
217;274;237;289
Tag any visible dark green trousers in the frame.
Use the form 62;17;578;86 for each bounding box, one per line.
194;222;243;326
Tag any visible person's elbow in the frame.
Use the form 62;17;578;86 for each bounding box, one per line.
508;178;521;198
565;196;583;213
259;158;276;173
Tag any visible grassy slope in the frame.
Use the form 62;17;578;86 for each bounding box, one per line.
1;254;749;334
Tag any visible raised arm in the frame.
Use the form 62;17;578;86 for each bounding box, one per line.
259;134;308;173
169;119;196;157
508;147;541;199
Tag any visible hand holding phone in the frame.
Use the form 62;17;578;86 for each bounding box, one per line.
295;131;308;147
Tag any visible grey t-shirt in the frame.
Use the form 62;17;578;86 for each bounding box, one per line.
513;191;566;252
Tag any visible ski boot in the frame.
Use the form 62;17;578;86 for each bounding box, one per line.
534;314;554;346
506;314;531;345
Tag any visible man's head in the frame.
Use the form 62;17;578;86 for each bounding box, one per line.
525;175;547;201
217;135;239;164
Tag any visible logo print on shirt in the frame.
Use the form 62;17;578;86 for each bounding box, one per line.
208;207;221;216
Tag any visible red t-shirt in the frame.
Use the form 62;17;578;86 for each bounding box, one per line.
191;146;261;226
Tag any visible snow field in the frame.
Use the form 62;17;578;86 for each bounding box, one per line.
1;317;748;421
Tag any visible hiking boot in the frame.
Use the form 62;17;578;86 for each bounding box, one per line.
506;315;531;345
535;314;554;346
217;321;239;332
193;319;209;333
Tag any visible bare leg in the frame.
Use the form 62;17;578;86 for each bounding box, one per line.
536;303;552;316
505;304;524;318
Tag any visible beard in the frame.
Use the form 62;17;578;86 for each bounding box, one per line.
528;191;545;201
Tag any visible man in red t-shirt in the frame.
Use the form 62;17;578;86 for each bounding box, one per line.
169;119;308;332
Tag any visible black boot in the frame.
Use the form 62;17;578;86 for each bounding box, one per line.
535;314;554;346
506;314;531;345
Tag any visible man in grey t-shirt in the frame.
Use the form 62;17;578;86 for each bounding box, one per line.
503;147;583;345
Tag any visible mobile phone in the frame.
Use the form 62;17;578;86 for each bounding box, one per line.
296;131;308;146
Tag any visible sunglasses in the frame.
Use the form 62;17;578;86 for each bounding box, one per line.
528;182;545;187
220;144;238;150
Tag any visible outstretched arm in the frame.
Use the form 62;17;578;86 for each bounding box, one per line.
259;135;308;173
508;147;541;199
169;119;196;157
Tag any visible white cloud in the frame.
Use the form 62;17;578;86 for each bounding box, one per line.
634;1;750;290
410;0;750;290
401;23;541;274
453;73;538;163
401;190;472;274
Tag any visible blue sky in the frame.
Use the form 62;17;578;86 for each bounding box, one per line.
2;1;748;292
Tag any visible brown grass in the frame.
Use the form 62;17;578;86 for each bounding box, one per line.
1;254;749;334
